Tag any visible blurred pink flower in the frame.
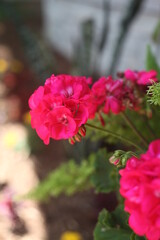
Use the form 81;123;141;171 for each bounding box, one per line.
124;69;158;85
91;76;139;115
0;188;18;221
119;140;160;240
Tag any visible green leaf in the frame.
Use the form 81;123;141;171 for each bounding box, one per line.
145;45;160;79
111;205;130;231
25;156;95;201
73;19;94;76
147;82;160;106
135;236;146;240
24;149;119;200
96;209;114;229
152;20;160;43
94;208;131;240
130;232;146;240
94;228;131;240
91;149;119;193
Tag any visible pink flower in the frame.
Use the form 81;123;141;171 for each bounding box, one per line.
29;86;44;110
91;76;124;114
91;76;139;116
44;74;91;100
103;96;123;114
124;69;137;82
119;140;160;240
48;107;77;139
124;69;158;85
29;74;92;144
138;70;157;85
141;139;160;160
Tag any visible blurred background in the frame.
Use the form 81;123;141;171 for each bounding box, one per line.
0;0;160;239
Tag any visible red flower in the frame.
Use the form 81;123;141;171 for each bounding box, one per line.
119;140;160;240
29;74;92;144
124;69;158;85
91;76;139;116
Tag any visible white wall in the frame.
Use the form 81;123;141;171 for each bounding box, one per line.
42;0;160;74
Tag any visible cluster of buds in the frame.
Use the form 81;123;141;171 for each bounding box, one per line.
68;125;86;145
109;150;138;167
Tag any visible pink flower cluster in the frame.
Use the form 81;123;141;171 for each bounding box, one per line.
124;69;157;85
29;70;157;143
119;140;160;240
91;75;140;115
29;74;92;144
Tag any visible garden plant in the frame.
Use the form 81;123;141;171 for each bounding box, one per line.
28;46;160;240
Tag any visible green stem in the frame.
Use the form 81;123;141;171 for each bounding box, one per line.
121;112;148;148
142;115;157;139
130;232;136;240
85;123;144;151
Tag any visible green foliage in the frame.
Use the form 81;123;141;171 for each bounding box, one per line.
111;205;131;231
135;236;146;240
110;150;139;167
73;19;94;76
146;46;160;107
145;45;160;78
26;157;95;201
152;20;160;44
124;106;160;143
94;206;146;240
94;206;131;240
25;149;119;201
86;113;129;145
130;233;146;240
147;105;160;138
147;82;160;106
91;149;119;193
86;109;158;149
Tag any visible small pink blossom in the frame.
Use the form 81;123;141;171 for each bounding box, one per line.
124;69;137;82
91;76;139;116
138;70;157;85
124;69;158;85
119;140;160;240
141;139;160;160
103;96;123;114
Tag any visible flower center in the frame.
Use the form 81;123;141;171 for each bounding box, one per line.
60;114;68;125
61;86;73;98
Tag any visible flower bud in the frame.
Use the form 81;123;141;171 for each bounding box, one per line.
109;150;137;167
114;150;125;158
79;125;86;137
109;156;120;165
68;137;76;145
74;133;82;142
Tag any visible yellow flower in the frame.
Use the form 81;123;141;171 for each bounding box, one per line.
60;231;82;240
23;112;31;125
0;59;9;73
